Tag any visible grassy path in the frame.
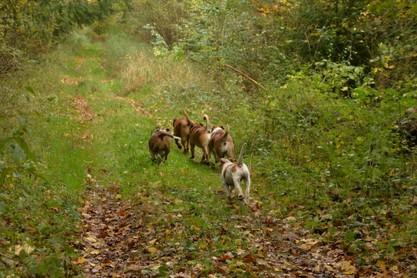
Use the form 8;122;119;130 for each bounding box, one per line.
2;26;391;276
29;34;362;277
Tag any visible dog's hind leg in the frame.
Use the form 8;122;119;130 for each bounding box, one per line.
233;177;245;201
202;146;211;165
244;174;251;204
181;136;189;153
190;143;196;160
174;138;182;150
222;181;232;203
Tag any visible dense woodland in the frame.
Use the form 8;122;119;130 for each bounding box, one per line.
1;0;417;276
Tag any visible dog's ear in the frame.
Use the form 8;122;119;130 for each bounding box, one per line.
220;158;229;165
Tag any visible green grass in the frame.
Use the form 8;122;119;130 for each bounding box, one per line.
1;8;417;276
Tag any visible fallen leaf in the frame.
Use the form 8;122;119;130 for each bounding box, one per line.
14;243;35;256
147;246;158;254
298;239;320;251
148;239;157;245
285;216;297;222
220;252;234;262
74;257;86;265
412;196;417;206
242;253;257;264
127;264;141;271
150;264;161;271
377;260;386;270
340;261;356;275
84;236;97;243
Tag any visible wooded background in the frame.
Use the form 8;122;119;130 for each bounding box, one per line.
1;0;416;276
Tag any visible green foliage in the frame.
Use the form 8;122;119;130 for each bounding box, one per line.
0;115;80;276
0;0;124;75
143;24;170;57
178;0;292;90
173;0;417;92
125;0;185;47
315;60;374;97
0;114;40;186
1;0;416;275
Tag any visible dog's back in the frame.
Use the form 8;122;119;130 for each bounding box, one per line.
219;143;250;203
172;109;195;153
189;123;209;148
209;127;234;162
148;128;173;163
189;115;212;164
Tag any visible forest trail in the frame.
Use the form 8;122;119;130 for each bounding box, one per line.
77;172;357;277
54;39;361;277
66;91;357;277
2;2;416;276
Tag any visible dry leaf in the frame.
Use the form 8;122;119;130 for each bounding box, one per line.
242;253;257;264
147;246;158;254
14;243;35;256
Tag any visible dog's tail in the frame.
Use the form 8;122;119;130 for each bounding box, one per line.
157;129;174;139
222;125;230;142
238;143;246;167
183;109;195;126
203;114;212;133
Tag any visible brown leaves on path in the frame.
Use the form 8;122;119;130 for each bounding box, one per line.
114;96;155;120
73;173;405;277
73;97;94;122
75;177;361;278
76;175;143;277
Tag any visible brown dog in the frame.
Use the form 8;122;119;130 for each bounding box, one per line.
220;144;251;203
209;125;235;163
172;109;195;154
189;114;212;165
148;127;174;163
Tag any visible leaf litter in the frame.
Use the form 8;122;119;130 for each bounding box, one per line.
76;172;370;277
71;98;408;277
77;174;143;277
67;59;409;277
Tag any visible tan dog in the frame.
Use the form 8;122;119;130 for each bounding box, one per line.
172;109;195;154
209;125;235;163
148;127;174;163
220;144;251;203
189;114;212;165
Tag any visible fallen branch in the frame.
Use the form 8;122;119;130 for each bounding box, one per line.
224;64;268;92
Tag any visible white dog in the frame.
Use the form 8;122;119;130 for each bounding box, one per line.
220;144;251;204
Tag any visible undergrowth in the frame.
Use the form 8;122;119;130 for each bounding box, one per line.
0;3;416;276
103;8;417;270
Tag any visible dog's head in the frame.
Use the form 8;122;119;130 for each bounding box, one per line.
219;157;231;169
152;127;173;139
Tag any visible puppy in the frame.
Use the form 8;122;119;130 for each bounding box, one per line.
148;127;174;163
209;125;235;163
189;114;212;165
220;144;251;203
172;109;195;154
